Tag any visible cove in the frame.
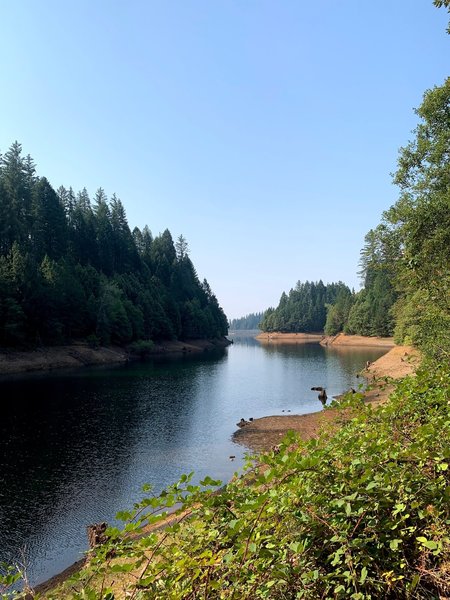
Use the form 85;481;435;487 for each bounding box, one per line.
0;336;387;586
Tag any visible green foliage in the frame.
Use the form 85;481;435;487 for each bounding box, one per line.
229;312;264;331
434;0;450;33
49;365;450;599
324;287;354;335
0;562;22;599
393;289;450;360
327;77;450;350
380;78;450;357
128;339;155;357
345;269;396;337
0;143;228;348
260;280;351;333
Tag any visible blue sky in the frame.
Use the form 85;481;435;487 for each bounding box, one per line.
1;1;448;319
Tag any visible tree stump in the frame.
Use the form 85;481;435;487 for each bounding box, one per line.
87;522;108;548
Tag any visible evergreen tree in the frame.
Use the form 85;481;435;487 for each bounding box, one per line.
31;177;67;261
0;142;229;348
260;281;351;333
229;312;264;330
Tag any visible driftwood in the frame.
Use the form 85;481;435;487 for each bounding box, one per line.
311;386;327;405
87;522;109;548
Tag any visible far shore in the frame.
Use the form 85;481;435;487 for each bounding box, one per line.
256;332;324;343
256;331;395;347
0;338;230;377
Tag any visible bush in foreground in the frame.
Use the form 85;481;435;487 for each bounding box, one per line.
3;365;450;599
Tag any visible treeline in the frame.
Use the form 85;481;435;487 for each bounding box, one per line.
259;281;351;333
260;77;450;360
323;249;396;338
0;143;228;347
324;77;450;359
229;312;264;330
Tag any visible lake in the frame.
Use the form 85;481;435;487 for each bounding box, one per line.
0;335;387;586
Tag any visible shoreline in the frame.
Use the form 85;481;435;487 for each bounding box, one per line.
0;338;231;377
320;333;395;347
256;332;324;343
24;338;418;596
256;331;395;347
233;343;419;453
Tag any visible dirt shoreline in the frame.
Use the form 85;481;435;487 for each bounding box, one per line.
27;338;419;597
0;338;230;377
256;332;324;343
233;344;419;453
256;331;396;348
320;333;395;347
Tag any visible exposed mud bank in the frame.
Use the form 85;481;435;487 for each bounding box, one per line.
256;332;395;347
320;333;395;347
0;338;231;377
233;344;420;453
256;332;324;343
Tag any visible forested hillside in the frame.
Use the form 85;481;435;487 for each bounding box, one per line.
229;312;264;330
260;77;450;359
259;280;351;333
325;76;450;359
0;143;228;347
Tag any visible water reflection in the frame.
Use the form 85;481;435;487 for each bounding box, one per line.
0;339;387;585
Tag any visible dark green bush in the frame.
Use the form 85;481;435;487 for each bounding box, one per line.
57;364;450;599
128;339;155;358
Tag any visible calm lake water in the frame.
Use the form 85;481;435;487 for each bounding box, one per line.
0;335;387;586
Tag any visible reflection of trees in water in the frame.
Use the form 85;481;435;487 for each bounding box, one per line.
0;348;228;581
327;346;388;378
258;341;387;371
259;341;325;359
229;333;261;347
0;372;144;569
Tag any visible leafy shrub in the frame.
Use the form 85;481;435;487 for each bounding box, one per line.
128;339;155;358
48;364;450;599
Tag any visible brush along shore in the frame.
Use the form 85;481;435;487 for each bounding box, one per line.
14;343;435;599
31;348;450;599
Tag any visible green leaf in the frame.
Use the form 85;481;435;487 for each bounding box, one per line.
417;537;438;550
360;566;368;584
366;480;378;490
390;539;402;550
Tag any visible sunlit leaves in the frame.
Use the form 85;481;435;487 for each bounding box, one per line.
14;365;445;598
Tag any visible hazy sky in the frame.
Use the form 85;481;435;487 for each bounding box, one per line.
1;1;448;319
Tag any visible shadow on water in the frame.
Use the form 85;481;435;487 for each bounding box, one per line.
0;338;387;585
0;349;231;584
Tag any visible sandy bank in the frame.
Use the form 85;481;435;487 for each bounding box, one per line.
233;344;420;453
320;333;395;347
256;332;395;347
0;338;230;377
365;344;418;379
256;332;324;343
